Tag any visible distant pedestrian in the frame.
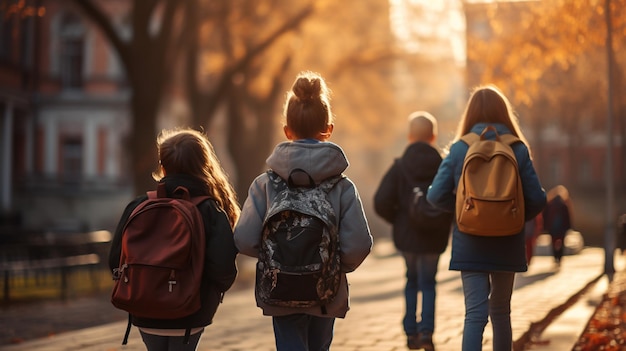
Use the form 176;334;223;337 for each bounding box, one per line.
109;128;240;351
542;185;573;266
427;85;546;351
233;71;373;351
524;213;543;265
373;111;452;351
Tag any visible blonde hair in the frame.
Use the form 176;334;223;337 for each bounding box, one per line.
455;84;531;157
283;71;333;139
152;128;240;228
408;111;437;143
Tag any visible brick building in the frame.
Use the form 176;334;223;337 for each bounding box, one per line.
0;0;131;232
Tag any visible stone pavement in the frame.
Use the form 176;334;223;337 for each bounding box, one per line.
1;237;621;351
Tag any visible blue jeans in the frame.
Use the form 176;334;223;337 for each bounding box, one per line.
402;252;440;336
460;271;515;351
139;330;203;351
272;314;335;351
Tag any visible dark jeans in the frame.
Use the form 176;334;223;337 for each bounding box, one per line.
401;252;440;336
272;313;335;351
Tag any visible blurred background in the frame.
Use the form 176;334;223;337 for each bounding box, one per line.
0;0;624;250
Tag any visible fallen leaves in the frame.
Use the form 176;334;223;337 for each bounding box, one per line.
573;273;626;351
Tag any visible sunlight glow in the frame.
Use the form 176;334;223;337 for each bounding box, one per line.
389;0;466;65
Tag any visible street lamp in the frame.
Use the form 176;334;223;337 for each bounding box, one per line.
604;0;616;276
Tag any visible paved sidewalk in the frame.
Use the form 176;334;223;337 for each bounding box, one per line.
1;238;618;351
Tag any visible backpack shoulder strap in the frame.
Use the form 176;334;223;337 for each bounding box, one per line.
460;133;480;146
266;169;278;182
191;196;212;206
267;169;288;192
319;173;345;193
121;314;132;345
500;133;521;147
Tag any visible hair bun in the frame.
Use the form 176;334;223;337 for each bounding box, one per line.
292;76;321;102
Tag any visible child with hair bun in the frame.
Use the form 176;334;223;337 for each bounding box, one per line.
234;71;373;351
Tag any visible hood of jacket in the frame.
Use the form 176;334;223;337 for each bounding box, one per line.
398;142;443;184
266;141;349;183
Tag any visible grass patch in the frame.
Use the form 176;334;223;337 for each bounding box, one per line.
1;256;258;306
0;267;114;305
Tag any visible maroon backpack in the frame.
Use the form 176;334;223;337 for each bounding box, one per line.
111;184;210;322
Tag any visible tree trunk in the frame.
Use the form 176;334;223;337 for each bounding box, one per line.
226;89;276;198
127;55;165;195
129;90;160;195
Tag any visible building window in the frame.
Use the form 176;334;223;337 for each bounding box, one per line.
61;136;82;181
59;13;84;89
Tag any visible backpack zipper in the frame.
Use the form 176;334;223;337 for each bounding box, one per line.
168;269;177;292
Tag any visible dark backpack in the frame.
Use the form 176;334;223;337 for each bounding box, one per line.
397;159;452;230
111;183;210;344
257;169;342;313
456;126;525;236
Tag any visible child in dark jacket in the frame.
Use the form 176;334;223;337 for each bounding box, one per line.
109;128;240;351
542;185;573;266
374;111;452;351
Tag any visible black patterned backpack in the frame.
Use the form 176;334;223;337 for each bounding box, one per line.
257;169;343;314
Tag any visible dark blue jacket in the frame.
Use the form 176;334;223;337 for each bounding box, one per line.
427;123;546;272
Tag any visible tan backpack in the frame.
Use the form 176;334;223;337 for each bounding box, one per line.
455;126;525;236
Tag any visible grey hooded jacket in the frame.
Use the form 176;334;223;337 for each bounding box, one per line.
234;140;373;318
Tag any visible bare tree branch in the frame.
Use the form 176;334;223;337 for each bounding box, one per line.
156;0;180;61
204;4;315;115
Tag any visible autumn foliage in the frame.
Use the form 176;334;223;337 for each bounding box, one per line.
573;272;626;350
